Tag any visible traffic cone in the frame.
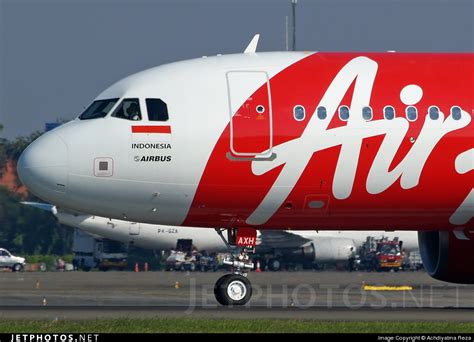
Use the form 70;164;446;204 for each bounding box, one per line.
255;260;262;272
42;297;47;306
134;262;139;272
144;262;149;272
174;281;180;289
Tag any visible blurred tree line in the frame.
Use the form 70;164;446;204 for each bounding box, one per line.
0;124;43;166
0;124;72;255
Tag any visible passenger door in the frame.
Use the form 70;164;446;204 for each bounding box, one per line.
226;71;273;159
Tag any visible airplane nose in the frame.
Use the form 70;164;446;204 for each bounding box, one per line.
17;132;68;202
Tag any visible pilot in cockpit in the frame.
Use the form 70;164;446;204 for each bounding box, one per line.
126;102;141;121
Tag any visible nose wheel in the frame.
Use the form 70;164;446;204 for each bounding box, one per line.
214;228;256;306
214;274;252;306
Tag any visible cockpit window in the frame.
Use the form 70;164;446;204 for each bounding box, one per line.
146;98;169;121
112;98;142;121
79;98;119;120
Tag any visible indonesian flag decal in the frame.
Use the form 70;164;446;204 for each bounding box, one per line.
131;125;171;134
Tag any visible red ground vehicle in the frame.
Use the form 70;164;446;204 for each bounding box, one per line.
358;237;402;271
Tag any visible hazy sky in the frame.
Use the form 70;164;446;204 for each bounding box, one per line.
1;0;473;139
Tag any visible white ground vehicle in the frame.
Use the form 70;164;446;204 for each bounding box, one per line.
0;248;25;272
165;251;197;271
72;229;128;271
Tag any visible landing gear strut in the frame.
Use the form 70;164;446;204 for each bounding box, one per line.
214;228;255;306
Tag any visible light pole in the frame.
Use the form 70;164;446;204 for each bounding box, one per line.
291;0;297;51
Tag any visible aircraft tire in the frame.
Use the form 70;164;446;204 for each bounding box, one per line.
214;274;252;306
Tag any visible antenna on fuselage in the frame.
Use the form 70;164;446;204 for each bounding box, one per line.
244;34;260;53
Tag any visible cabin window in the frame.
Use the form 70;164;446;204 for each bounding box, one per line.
293;105;305;121
317;106;327;119
384;106;395;120
112;98;142;121
79;98;119;120
146;99;169;121
428;106;440;120
362;106;373;121
406;106;418;121
339;106;350;121
451;106;462;120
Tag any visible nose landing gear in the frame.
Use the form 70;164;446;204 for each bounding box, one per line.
214;228;256;306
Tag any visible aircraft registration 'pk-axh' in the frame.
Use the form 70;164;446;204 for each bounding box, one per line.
17;35;473;305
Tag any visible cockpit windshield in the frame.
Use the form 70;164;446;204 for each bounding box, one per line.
378;244;400;255
79;98;119;120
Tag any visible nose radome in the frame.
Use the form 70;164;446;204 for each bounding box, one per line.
17;132;68;203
